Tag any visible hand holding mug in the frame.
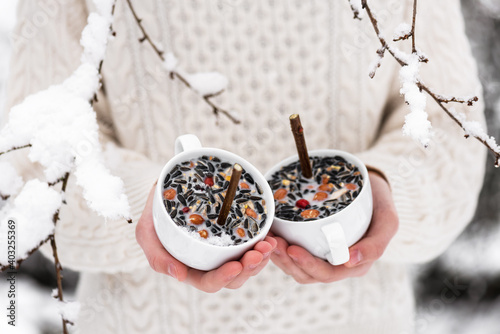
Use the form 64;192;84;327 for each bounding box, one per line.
136;184;277;292
270;171;398;284
136;134;277;292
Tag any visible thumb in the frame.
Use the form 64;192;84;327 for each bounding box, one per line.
345;172;399;268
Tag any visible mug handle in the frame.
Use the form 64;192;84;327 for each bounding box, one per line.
321;222;350;265
175;134;202;155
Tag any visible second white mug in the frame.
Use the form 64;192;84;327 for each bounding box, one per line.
265;149;373;265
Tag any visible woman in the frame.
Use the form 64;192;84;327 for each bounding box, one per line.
5;0;485;333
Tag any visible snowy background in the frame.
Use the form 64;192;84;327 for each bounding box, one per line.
0;0;500;333
413;1;500;333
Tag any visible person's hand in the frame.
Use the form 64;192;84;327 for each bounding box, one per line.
136;183;277;293
270;171;398;284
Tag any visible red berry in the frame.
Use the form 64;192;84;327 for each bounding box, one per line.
295;199;310;209
182;207;190;213
204;177;214;187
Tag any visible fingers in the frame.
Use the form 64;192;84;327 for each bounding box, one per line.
345;216;396;268
185;237;278;292
226;237;277;289
286;245;371;282
270;237;315;284
225;250;264;289
137;185;277;293
271;172;399;283
136;184;188;281
185;261;243;293
286;245;337;282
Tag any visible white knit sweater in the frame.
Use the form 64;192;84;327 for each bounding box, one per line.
5;0;485;333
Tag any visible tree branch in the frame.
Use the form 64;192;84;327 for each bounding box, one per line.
50;171;70;334
50;235;69;334
353;0;500;166
0;235;52;272
125;0;164;59
411;0;418;54
429;93;479;106
361;0;406;67
348;0;363;20
420;85;499;165
0;144;31;156
124;0;240;124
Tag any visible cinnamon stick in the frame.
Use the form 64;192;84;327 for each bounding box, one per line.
289;114;312;178
217;163;243;226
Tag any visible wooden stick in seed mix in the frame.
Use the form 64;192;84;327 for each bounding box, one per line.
216;163;243;226
289;114;313;178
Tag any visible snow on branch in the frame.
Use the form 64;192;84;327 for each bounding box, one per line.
0;1;125;332
0;0;130;223
393;23;412;42
125;0;241;124
348;0;364;20
0;162;23;200
400;55;432;147
368;46;386;79
0;180;62;266
351;0;500;166
56;299;80;327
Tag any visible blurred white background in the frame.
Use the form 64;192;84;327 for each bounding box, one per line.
0;1;499;333
0;1;18;116
0;2;68;333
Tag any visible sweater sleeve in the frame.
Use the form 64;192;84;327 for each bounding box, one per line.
4;0;161;273
357;0;486;264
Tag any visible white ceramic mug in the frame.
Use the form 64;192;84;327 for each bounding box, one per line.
153;134;275;271
264;150;373;265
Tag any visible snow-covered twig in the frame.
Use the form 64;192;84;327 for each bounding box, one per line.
430;93;479;106
46;175;72;316
352;0;500;166
369;46;386;79
54;297;80;327
125;0;241;124
0;1;129;332
0;144;31;156
393;23;412;42
420;84;500;165
50;233;69;333
348;0;363;20
48;173;72;332
0;235;53;272
0;0;131;270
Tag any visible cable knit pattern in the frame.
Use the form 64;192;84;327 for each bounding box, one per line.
4;0;484;333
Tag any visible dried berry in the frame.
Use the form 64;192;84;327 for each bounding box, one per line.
240;182;250;189
295;199;310;209
204;176;214;187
